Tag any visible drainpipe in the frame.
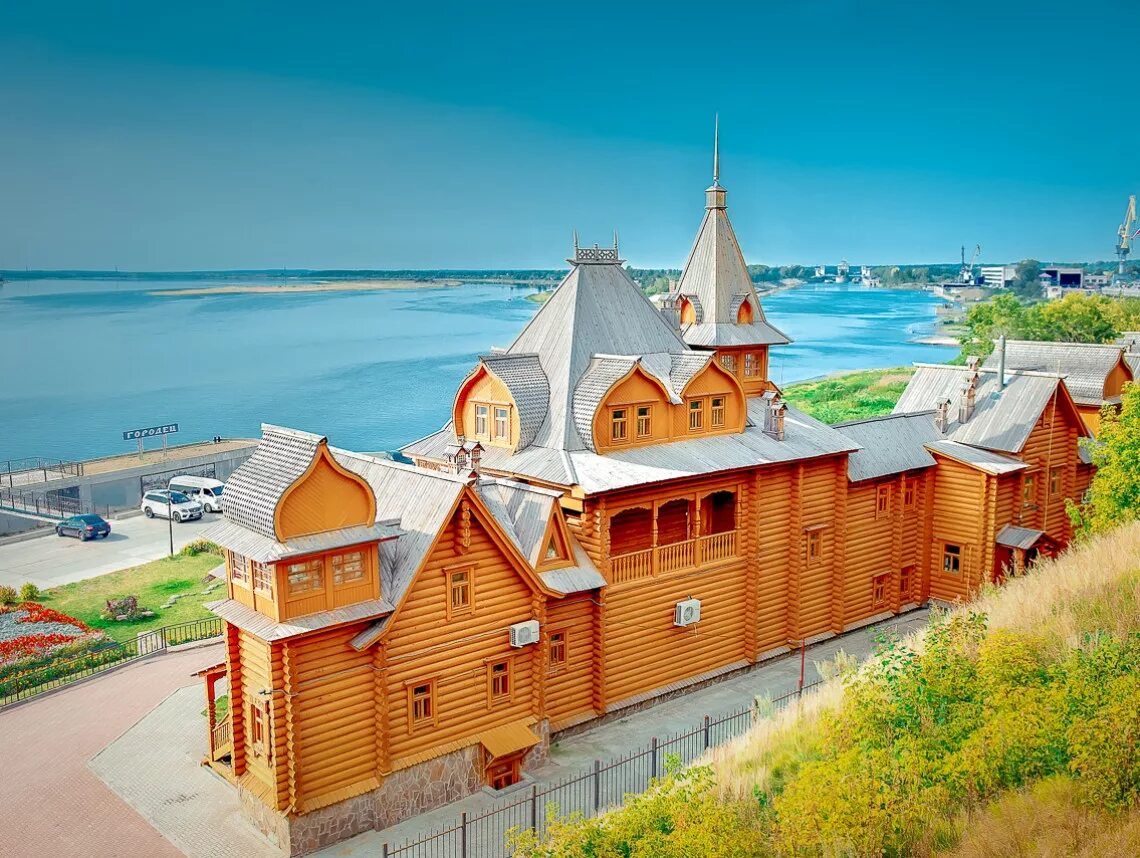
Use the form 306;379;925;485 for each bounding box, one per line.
998;334;1006;390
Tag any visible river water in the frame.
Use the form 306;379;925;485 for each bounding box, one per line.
0;275;954;461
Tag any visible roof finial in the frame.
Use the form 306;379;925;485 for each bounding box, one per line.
573;229;579;253
713;113;720;187
613;229;619;252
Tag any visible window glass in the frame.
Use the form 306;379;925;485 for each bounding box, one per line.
494;407;509;440
711;397;725;428
807;530;822;563
876;485;891;518
230;552;250;584
286;558;323;596
611;408;628;442
475;404;488;437
448;568;472;615
636;405;652;437
411;682;434;726
872;573;889;607
720;353;737;373
332;551;365;586
688;399;704;430
489;661;510;701
253;562;274;595
744;353;759;377
549;631;567;668
943;544;961;575
1049;466;1062;496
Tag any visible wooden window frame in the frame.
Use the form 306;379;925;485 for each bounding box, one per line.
331;550;366;587
248;700;268;758
876;484;891;519
720;353;737;373
488;755;522;790
688;398;705;431
1023;473;1038;508
487;659;512;707
474;403;489;438
903;480;915;510
636;405;653;438
1049;465;1062;496
407;679;438;732
230;552;250;585
610;408;628;443
548;630;568;673
494;406;510;441
806;529;822;565
743;352;759;378
253;561;274;596
871;572;889;608
900;565;914;600
445;565;474;619
710;396;726;428
285;557;324;598
942;543;962;576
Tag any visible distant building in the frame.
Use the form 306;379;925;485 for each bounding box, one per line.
1041;266;1083;288
980;264;1016;289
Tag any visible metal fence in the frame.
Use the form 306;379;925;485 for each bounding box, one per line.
384;680;823;858
0;616;223;707
0;457;83;487
0;486;83;519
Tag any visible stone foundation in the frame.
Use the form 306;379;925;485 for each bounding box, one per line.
238;721;551;856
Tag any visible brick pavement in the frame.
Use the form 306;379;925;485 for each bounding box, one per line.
0;642;224;858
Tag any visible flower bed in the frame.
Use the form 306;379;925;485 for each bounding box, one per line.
0;602;100;668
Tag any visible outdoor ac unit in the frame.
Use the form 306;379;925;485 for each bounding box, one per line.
674;598;702;627
509;619;540;647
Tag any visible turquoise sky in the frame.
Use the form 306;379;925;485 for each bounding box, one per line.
2;1;1137;270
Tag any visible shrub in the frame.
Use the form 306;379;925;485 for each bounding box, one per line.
19;582;40;602
0;586;16;606
180;538;222;557
101;596;142;620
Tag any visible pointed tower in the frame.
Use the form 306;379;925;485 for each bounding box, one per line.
671;119;791;396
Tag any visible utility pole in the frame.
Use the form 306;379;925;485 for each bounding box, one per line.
167;492;174;557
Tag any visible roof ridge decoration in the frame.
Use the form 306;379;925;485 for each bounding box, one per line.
570;231;624;265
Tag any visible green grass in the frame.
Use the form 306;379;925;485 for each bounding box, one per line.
782;366;915;424
525;290;552;304
40;553;223;643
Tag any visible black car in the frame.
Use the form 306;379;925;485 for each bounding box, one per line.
56;514;112;540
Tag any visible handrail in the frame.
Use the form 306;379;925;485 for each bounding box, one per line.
610;529;739;584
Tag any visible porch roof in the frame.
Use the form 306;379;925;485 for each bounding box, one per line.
205;596;394;641
478;720;541;760
996;524;1051;551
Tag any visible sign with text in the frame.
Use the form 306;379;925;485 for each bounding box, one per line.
122;423;179;441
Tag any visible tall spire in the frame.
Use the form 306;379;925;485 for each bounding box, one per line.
713;113;720;187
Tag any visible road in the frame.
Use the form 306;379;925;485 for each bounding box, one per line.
0;513;219;590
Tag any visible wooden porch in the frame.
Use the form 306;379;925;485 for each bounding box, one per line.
196;661;234;780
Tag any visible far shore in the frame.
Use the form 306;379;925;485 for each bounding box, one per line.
148;278;466;297
912;334;959;346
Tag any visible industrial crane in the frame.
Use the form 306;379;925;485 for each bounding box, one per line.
959;243;981;284
1117;195;1138;275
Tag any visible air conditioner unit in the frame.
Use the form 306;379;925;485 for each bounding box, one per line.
674;598;702;627
509;619;540;647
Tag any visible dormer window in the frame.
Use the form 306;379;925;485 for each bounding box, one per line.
475;404;489;438
331;551;365;586
688;399;705;430
744;353;759;378
720;353;737;373
494;407;509;441
636;405;652;438
711;397;726;428
611;408;628;442
736;299;754;324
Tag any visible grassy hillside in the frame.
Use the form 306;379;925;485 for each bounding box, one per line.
514;524;1140;857
782;367;915;424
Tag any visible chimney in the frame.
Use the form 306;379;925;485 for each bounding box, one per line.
958;376;977;424
997;334;1007;390
468;441;483;477
934;398;951;433
762;391;786;441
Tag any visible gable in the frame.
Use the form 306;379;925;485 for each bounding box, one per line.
453;364;519;449
276;446;376;540
536;506;574;571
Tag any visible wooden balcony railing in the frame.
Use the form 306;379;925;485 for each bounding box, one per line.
211;714;233;761
699;530;736;564
609;530;738;584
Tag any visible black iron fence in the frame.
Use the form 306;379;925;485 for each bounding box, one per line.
0;457;83;487
0;616;223;707
383;680;823;858
0;487;83;519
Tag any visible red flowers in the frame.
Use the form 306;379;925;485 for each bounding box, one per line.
0;633;78;662
0;603;93;667
13;603;91;631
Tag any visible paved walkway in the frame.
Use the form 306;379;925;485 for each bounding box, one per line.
0;513;218;589
0;641;224;858
83;610;928;858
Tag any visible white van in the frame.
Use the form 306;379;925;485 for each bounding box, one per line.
168;475;226;512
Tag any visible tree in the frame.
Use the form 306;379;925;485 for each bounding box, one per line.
1010;259;1043;299
958;293;1026;358
1019;293;1117;344
1070;383;1140;535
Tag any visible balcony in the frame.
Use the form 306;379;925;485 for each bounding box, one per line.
610;529;738;585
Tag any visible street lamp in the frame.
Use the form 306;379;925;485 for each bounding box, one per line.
167;491;174;557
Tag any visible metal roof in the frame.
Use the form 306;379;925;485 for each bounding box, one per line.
995;524;1047;550
481;353;550;449
474;477;560;567
539;540;606;594
223;424;322;539
572;356;637;452
835;412;940;482
924;439;1027;475
206;596;394;641
202;518;400;563
478;720;540;759
894;365;1069;454
669;352;712;394
672;178;791;349
982;340;1129;405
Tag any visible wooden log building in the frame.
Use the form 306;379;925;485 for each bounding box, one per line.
201;148;1097;854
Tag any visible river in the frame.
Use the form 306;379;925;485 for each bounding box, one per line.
0;275;954;462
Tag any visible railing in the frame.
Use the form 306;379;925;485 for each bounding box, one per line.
609;529;738;585
699;530;736;564
0;487;82;518
384;679;824;858
610;547;653;584
0;617;223;708
657;538;695;574
211;714;233;760
0;457;83;487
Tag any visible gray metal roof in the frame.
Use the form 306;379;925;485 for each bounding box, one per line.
669;352;712;394
996;524;1047;550
539;540;606;594
474;477;561;567
206;596;394;641
202;518;401;564
982;340;1129;405
1126;352;1140;378
924;439;1027;475
677;292;705;323
503;257;690;452
223;424;322;539
672;179;791;349
572;356;637;452
894;365;1070;454
835;412;940;482
480;353;550;449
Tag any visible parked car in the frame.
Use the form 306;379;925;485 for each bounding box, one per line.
168;475;225;512
55;513;111;540
141;490;203;522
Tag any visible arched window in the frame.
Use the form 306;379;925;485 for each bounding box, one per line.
656;498;692;545
701;490;736;534
736;299;754;324
610;507;653;555
679;297;697;326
